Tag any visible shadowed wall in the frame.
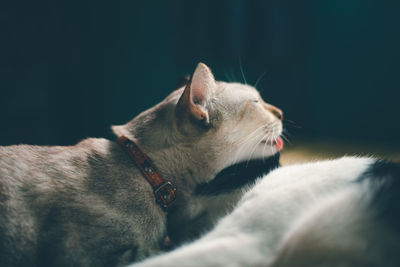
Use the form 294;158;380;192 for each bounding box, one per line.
1;0;399;148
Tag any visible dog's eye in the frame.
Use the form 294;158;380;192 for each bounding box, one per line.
252;100;259;103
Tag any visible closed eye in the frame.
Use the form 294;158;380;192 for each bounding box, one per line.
252;99;259;103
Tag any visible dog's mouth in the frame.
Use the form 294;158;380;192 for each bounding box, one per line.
261;137;284;151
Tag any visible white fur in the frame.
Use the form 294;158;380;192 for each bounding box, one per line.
130;157;380;266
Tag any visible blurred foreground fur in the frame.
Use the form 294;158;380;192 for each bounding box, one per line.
133;157;400;267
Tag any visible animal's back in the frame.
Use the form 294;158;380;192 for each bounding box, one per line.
0;143;91;266
0;139;142;266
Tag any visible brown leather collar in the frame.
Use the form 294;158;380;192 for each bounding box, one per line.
117;135;177;212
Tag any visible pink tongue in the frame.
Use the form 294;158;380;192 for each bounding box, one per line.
276;137;284;151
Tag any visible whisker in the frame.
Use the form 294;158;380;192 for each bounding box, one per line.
254;70;267;89
281;133;291;144
259;132;268;163
262;132;273;161
245;125;279;167
282;128;294;138
239;59;247;85
236;124;265;143
231;121;283;165
230;69;238;83
283;119;302;129
238;131;264;166
245;131;266;167
234;124;268;145
224;70;233;82
232;125;266;164
264;133;274;159
285;119;298;124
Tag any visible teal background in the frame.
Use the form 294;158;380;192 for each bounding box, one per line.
1;0;399;147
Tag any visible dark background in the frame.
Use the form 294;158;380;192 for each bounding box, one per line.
1;0;399;148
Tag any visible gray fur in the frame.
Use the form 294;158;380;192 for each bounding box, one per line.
0;63;283;266
0;140;165;266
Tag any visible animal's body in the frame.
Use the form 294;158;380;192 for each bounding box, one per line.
0;139;166;266
0;63;283;266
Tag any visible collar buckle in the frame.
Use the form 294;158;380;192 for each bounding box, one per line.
154;181;177;211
